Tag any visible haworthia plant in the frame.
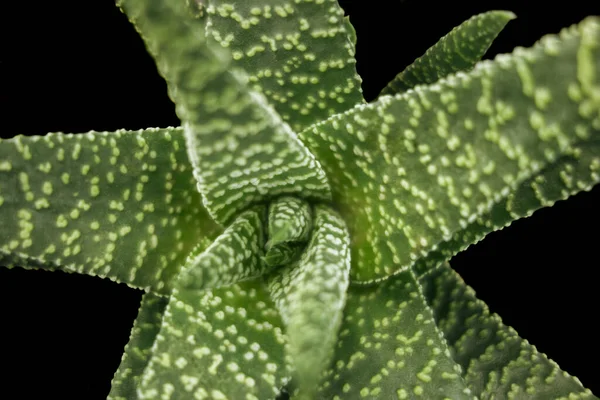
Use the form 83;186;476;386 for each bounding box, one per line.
0;2;598;399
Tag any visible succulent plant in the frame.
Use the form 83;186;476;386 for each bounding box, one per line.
1;1;598;399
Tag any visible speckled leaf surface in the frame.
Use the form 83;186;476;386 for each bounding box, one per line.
267;197;312;246
299;18;600;282
0;128;221;294
267;205;351;396
205;0;365;132
380;11;515;96
420;264;598;399
264;196;312;267
109;293;168;400
118;0;331;226
1;2;598;399
178;207;270;291
137;281;290;400
318;269;473;399
413;141;600;277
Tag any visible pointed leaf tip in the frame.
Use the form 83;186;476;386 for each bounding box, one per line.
420;264;598;398
264;197;313;268
379;9;516;96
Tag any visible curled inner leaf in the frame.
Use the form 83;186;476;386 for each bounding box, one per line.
268;205;351;397
264;196;313;267
178;207;269;291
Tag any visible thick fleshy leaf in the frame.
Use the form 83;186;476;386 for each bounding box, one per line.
110;224;217;400
318;269;473;399
205;0;365;132
109;293;168;400
0;128;221;294
137;281;291;400
267;197;312;246
299;17;600;282
267;205;350;396
413;141;600;277
420;264;598;399
118;0;331;226
264;196;312;267
178;207;270;290
380;11;515;96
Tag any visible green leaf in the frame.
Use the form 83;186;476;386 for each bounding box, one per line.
413;141;600;278
420;264;598;399
137;281;291;400
118;0;332;226
318;269;473;399
110;225;218;400
267;205;351;396
267;197;312;246
264;196;312;267
177;207;271;290
108;293;168;400
299;17;600;282
263;242;305;268
0;128;221;294
380;11;515;96
205;0;365;132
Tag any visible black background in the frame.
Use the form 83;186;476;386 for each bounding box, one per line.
0;1;598;398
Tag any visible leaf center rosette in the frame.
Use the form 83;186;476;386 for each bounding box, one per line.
113;0;353;396
101;1;600;398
